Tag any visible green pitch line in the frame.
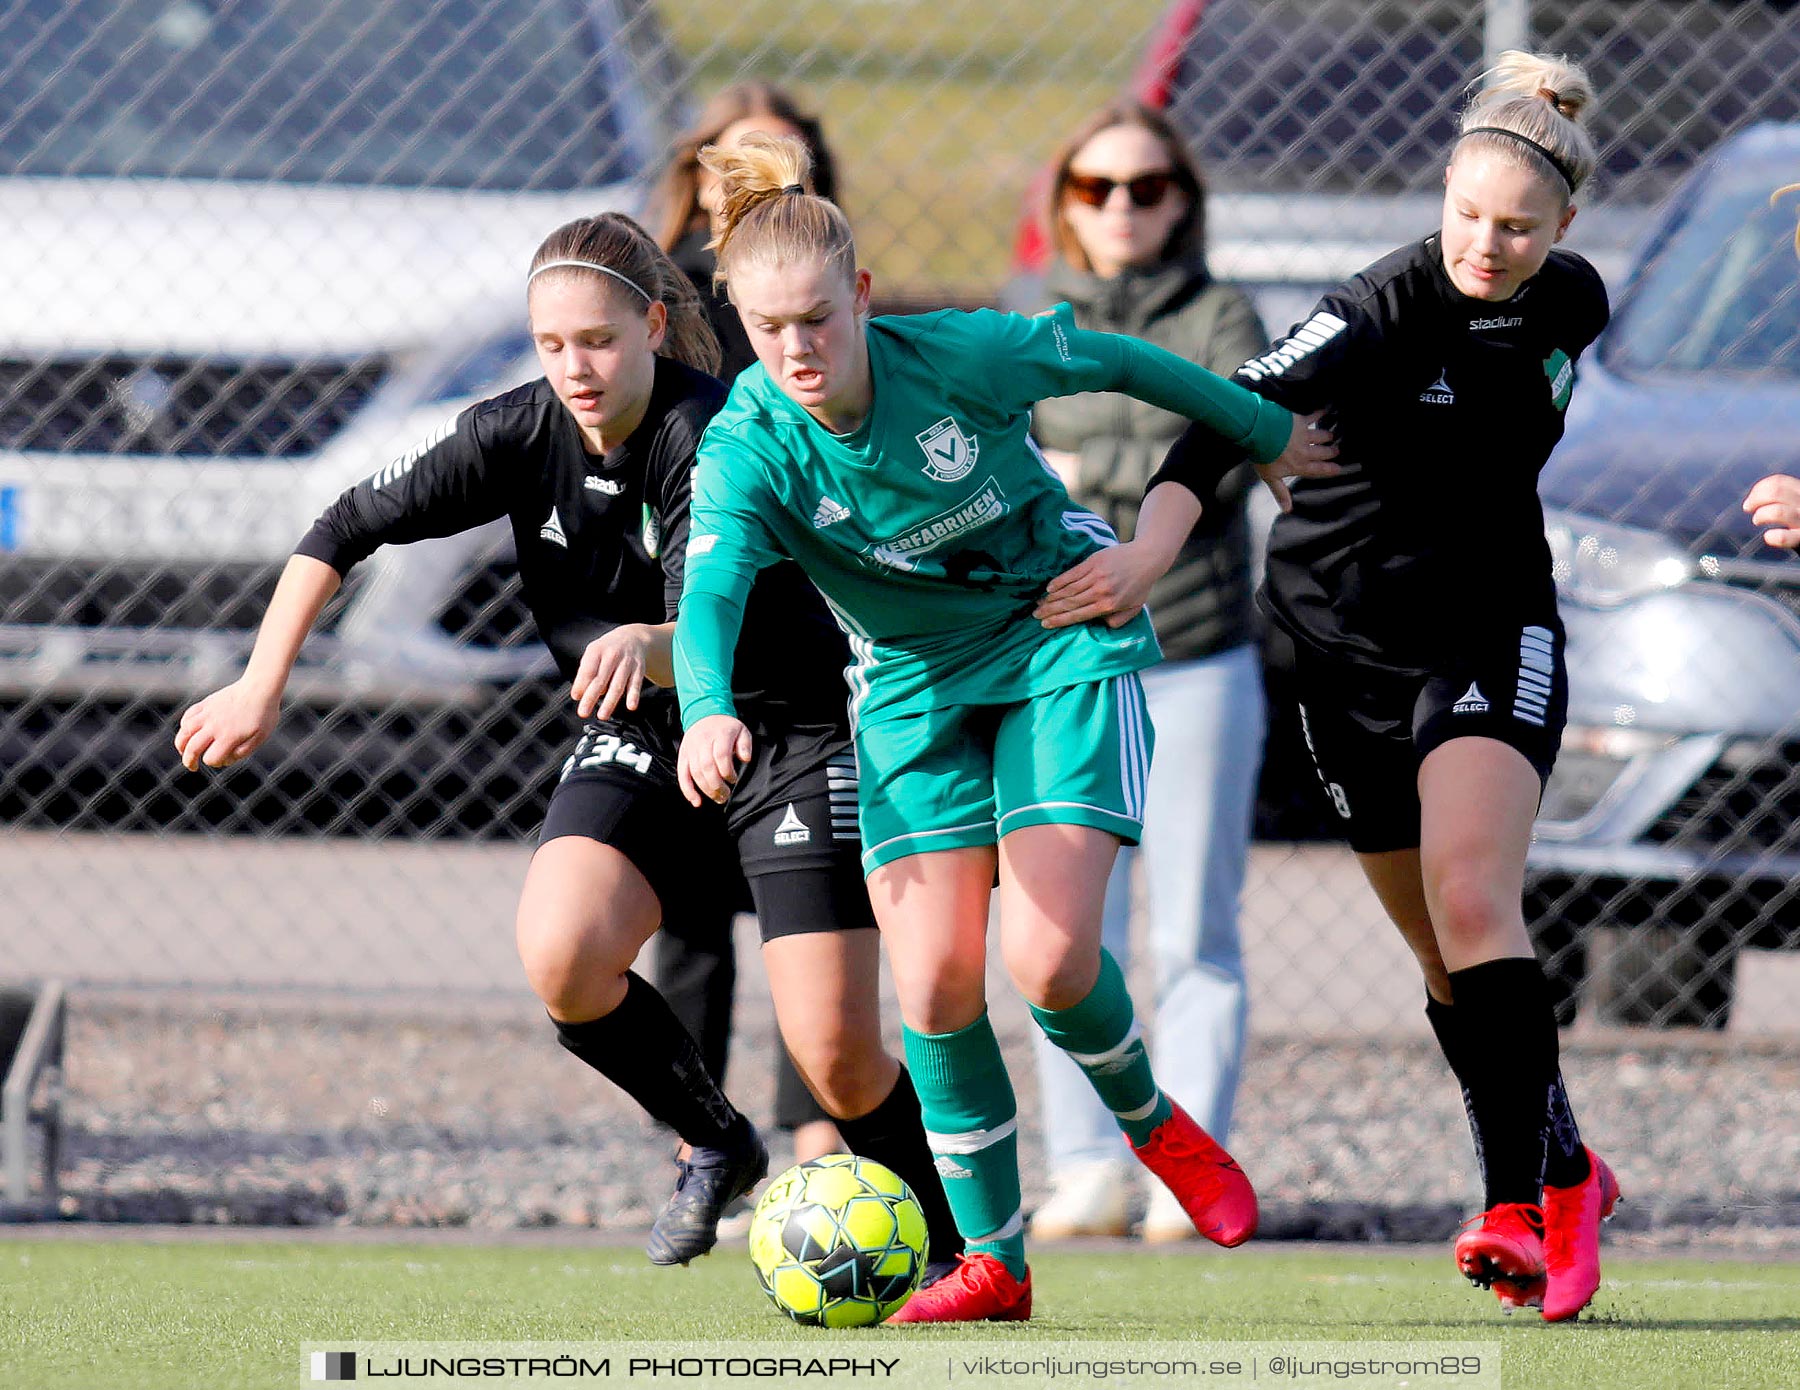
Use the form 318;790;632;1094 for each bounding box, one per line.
3;1241;1797;1389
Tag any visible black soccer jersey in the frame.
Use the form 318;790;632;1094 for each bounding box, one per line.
1151;234;1609;674
296;356;850;730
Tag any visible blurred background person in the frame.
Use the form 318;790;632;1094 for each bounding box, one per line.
649;82;843;383
1015;101;1268;1243
645;83;846;1168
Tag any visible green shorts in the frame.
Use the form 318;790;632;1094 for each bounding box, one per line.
856;674;1155;874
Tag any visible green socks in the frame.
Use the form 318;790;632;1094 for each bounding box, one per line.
1029;949;1171;1147
902;1013;1026;1279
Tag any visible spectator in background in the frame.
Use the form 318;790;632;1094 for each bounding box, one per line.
645;83;845;1167
1745;474;1800;548
1016;101;1268;1243
649;83;842;382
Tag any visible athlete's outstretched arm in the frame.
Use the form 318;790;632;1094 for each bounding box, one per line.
175;555;341;770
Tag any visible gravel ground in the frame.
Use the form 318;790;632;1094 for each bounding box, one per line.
10;991;1798;1257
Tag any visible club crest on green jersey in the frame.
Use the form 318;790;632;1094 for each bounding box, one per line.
916;416;979;482
1544;349;1574;411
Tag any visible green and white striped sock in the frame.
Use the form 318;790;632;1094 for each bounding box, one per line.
901;1012;1026;1279
1029;949;1171;1147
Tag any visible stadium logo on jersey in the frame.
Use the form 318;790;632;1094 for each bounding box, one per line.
864;478;1007;571
812;495;852;528
540;506;567;547
1544;349;1574;411
584;474;626;496
1419;369;1455;405
1454;682;1490;714
916;416;980;482
773;803;812;846
1238;311;1348;382
1469;314;1523;331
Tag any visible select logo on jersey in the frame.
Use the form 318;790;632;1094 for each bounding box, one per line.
1419;369;1454;405
1238;311;1348;383
812;494;852;528
863;477;1007;572
916;416;980;482
540;506;568;547
1544;349;1574;411
1453;682;1490;714
773;803;812;846
584;474;626;496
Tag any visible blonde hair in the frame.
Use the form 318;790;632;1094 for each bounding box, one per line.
645;83;840;253
528;212;721;376
700;132;858;297
1455;50;1599;200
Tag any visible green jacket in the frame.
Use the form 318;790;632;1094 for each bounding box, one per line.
1026;258;1269;661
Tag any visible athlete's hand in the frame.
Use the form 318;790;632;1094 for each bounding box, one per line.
1035;538;1164;630
678;714;754;807
572;624;655;720
175;679;281;771
1744;474;1800;550
1257;410;1340;512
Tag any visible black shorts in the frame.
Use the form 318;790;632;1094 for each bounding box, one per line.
1271;618;1568;854
539;718;745;924
726;719;864;881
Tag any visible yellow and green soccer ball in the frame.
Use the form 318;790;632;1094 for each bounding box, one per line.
748;1154;928;1327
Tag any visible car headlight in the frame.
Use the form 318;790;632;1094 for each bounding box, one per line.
417;330;535;406
1536;725;1672;827
1545;509;1696;607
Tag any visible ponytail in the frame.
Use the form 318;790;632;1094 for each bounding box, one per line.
700;132;857;296
1455;50;1599;200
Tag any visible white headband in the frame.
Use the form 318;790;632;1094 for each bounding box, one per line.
527;259;652;303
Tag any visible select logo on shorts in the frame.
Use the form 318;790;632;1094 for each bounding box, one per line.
916;416;979;482
311;1351;356;1381
773;803;812;846
864;477;1007;572
1453;682;1490;715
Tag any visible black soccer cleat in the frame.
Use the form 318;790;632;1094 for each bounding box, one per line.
646;1126;769;1266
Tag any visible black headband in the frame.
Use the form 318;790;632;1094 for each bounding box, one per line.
781;183;806;196
1459;126;1576;194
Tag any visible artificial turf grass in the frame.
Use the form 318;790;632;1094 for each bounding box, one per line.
4;1239;1799;1389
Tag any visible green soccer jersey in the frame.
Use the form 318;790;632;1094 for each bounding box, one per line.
676;303;1292;730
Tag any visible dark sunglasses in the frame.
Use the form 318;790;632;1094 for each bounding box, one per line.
1063;169;1181;209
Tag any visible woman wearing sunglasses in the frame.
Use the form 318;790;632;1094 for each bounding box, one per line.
1013;101;1271;1245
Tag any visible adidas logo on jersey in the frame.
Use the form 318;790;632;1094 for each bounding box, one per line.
1419;369;1455;405
540;506;567;547
1453;681;1490;714
773;803;812;846
812;495;851;528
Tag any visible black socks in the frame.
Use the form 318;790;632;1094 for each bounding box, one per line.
835;1066;964;1265
1442;958;1564;1209
553;971;748;1151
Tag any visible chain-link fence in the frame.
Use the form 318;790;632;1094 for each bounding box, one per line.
3;0;1800;1231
